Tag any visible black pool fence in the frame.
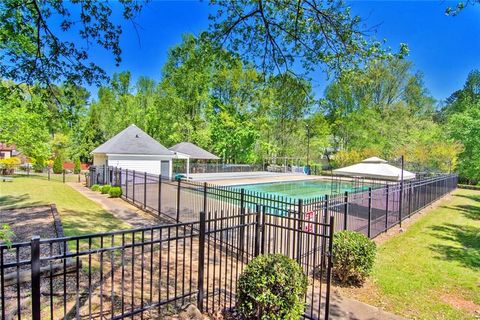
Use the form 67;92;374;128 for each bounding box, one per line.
89;166;457;239
1;205;334;319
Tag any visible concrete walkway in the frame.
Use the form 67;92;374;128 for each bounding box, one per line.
67;182;167;228
329;291;405;320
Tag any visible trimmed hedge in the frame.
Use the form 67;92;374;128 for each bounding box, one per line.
332;230;376;285
237;254;308;319
101;185;111;194
91;184;101;192
108;187;122;198
458;184;480;191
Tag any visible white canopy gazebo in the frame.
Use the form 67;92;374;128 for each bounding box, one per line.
333;157;416;181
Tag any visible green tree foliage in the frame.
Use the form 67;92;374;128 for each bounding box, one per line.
444;70;480;183
0;1;144;88
0;83;51;159
83;34;324;163
209;0;407;75
321;58;459;172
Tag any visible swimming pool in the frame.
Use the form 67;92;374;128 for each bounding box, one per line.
235;179;369;199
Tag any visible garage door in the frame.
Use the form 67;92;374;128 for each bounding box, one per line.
111;159;162;175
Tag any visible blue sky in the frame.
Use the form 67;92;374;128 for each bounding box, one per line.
83;1;480;102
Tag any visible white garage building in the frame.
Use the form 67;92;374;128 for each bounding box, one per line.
91;124;187;179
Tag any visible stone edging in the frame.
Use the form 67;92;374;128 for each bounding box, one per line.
49;204;66;239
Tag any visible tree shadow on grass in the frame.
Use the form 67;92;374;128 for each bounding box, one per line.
454;193;480;203
0;194;34;207
454;205;480;220
428;223;480;271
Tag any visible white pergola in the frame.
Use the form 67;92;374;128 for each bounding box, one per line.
333;157;416;181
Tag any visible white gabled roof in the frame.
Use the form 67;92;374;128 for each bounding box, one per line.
333;157;416;181
91;124;175;156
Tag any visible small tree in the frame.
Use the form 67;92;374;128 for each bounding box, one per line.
53;156;63;174
74;158;81;174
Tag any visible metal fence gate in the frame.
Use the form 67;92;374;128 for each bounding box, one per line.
1;207;334;319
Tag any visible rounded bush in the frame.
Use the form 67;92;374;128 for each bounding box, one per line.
108;186;122;198
332;230;376;285
101;185;111;194
91;184;101;192
237;254;308;320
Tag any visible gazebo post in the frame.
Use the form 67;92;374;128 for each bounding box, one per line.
186;157;190;179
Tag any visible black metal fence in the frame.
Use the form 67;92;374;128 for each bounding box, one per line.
11;166;85;183
0;206;334;319
89;166;457;239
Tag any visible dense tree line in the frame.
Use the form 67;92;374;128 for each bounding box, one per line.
2;34;476;183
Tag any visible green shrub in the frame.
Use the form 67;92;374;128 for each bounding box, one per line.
108;186;122;198
73;158;81;174
101;185;111;194
332;230;376;285
91;184;101;191
237;254;308;319
32;156;45;173
53;157;63;174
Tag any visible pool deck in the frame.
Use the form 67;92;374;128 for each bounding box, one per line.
188;172;330;186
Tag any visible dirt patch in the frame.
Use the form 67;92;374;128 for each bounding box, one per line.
0;204;63;241
441;293;480;315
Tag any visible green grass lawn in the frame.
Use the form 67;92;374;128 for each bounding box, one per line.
0;176;131;236
341;188;480;319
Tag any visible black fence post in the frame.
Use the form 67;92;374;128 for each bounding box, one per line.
296;199;304;264
239;189;246;253
408;181;413;218
125;169;129;199
62;169;65;183
119;168;122;189
399;181;403;227
197;211;206;312
254;204;262;257
48;168;50;181
31;236;41;320
385;184;389;231
203;182;208;215
78;173;80;183
143;172;147;210
132;170;136;204
367;187;372;238
176;178;181;223
157;174;162;215
261;205;267;254
343;191;348;231
324;215;335;320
